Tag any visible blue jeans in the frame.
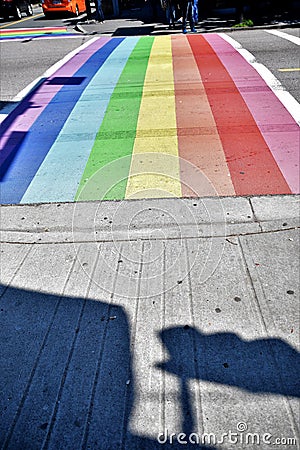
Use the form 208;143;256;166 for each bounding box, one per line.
166;3;176;26
193;0;198;23
95;0;105;21
182;1;194;30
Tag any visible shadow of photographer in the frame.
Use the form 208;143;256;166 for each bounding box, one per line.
0;285;217;449
157;325;300;398
2;285;298;449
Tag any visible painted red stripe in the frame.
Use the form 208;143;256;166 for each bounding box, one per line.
172;35;235;197
188;35;291;196
205;34;299;194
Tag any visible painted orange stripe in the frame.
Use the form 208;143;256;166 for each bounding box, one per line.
188;35;291;196
172;35;235;197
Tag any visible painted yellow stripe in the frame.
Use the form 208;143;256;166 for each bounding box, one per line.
278;68;300;72
0;13;44;29
125;35;182;199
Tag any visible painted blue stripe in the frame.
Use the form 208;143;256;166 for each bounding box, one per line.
21;37;140;204
0;37;123;205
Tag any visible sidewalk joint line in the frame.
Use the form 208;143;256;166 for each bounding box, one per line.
2;254;78;449
121;241;144;449
185;240;205;434
41;244;100;449
80;244;124;449
0;243;33;299
238;236;300;437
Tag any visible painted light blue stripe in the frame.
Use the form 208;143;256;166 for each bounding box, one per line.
0;38;123;205
0;34;75;40
21;37;140;204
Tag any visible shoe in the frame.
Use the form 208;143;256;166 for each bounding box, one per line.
182;28;187;34
191;27;197;32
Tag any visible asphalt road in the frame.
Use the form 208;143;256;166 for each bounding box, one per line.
0;7;92;104
0;7;299;104
231;28;300;102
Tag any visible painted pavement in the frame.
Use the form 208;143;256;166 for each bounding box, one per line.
1;34;299;204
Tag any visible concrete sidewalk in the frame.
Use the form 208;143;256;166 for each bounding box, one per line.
0;195;299;449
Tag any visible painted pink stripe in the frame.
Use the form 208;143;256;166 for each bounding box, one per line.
1;38;110;145
205;34;299;194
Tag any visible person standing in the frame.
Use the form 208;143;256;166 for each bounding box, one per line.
166;0;176;29
95;0;105;22
180;0;196;33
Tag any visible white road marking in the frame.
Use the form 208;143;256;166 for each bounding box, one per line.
265;29;300;46
0;37;98;123
220;33;300;125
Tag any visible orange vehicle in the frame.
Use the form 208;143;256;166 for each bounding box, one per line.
42;0;86;17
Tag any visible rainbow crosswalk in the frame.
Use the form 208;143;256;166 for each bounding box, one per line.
0;34;299;204
0;27;79;40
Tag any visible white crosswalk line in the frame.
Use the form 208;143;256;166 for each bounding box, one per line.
265;29;300;46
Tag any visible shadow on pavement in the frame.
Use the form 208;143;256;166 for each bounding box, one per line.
0;76;86;188
1;285;298;448
157;326;300;397
0;84;43;182
0;131;27;180
113;25;155;35
0;285;133;448
0;285;217;449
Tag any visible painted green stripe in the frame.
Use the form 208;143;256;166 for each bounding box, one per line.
76;36;154;202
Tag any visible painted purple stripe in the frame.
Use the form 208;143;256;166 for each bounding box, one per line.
205;34;300;194
0;37;110;186
1;37;110;146
0;38;123;204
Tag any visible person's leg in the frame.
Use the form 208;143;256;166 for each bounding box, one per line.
182;2;188;32
188;1;196;31
193;0;198;23
95;0;105;21
167;2;175;27
166;3;174;27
